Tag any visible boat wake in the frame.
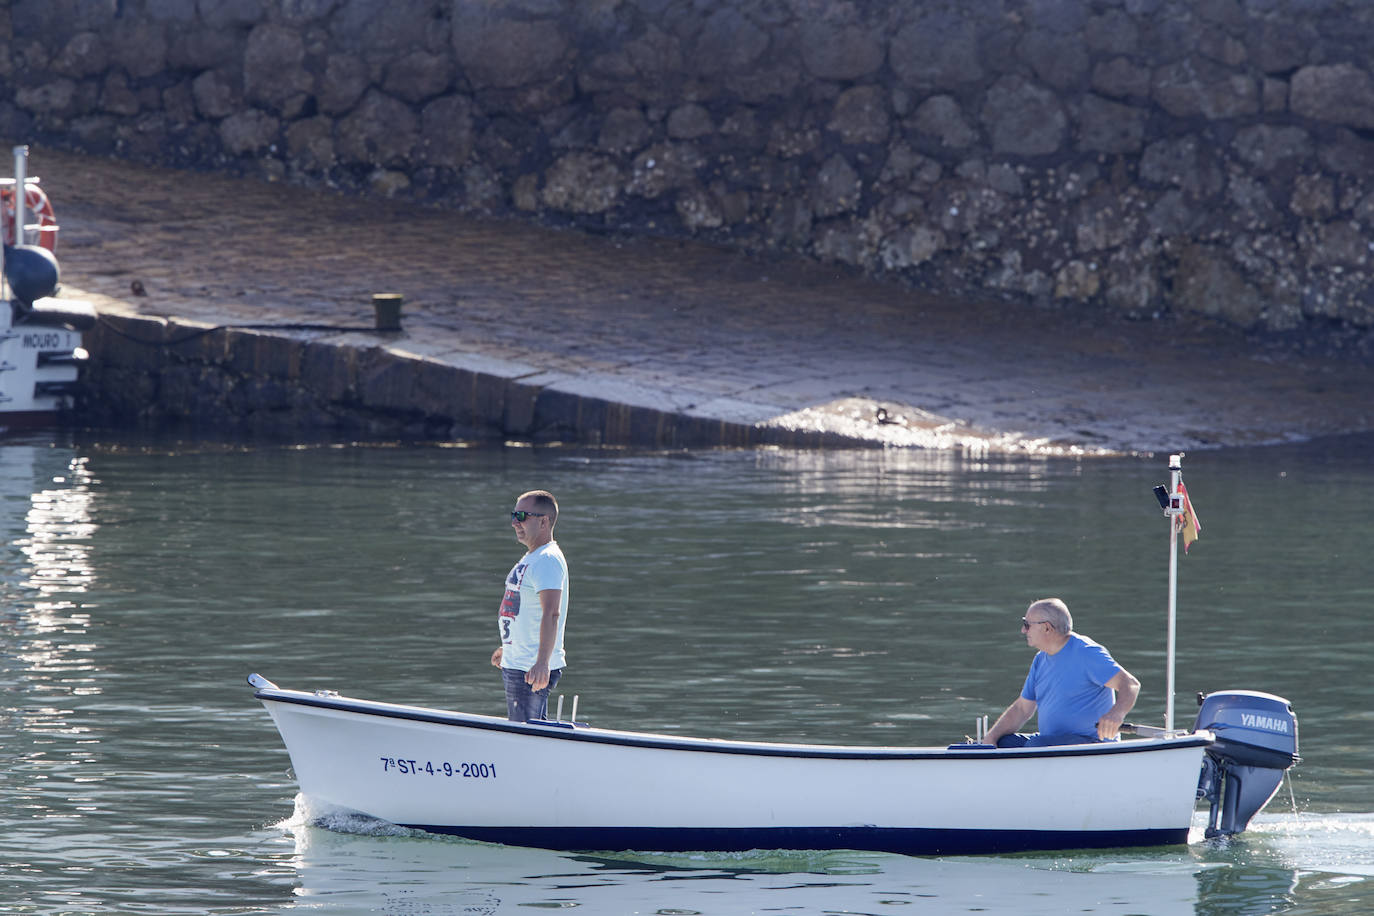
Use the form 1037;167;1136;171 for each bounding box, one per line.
1222;810;1374;878
273;793;423;840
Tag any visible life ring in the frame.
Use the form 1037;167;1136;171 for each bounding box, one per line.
1;183;58;253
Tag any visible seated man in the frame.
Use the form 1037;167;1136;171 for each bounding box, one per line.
982;598;1140;748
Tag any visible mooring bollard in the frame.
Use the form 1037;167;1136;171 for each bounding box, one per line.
372;293;403;331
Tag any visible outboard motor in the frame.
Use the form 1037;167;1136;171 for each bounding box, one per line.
1194;690;1299;837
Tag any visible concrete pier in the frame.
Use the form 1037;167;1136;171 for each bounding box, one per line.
38;147;1374;454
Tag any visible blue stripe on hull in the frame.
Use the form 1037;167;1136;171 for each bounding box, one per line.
399;824;1190;856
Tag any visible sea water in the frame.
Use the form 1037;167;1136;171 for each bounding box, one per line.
2;433;1371;914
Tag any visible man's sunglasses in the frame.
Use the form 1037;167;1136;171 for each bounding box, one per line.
511;511;547;522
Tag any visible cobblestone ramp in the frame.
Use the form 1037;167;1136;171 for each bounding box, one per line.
35;147;1374;453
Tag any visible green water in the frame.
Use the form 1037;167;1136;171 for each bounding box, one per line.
3;434;1371;914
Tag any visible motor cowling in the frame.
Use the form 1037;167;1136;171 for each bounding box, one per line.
1194;690;1299;837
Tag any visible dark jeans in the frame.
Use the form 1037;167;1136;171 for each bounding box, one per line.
502;666;562;722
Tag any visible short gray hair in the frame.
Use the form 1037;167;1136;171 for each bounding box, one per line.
1027;598;1072;635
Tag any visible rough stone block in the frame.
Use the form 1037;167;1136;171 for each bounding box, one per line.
300;340;356;403
84;313;167;371
225;328;299;379
162;319;227;364
355;347;425;414
502;379;540;437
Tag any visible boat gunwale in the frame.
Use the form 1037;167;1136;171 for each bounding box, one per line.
255;686;1214;761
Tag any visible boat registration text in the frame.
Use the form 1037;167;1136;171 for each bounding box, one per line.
380;757;497;778
19;331;77;350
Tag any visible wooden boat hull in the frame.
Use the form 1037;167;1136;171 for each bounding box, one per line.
253;681;1213;856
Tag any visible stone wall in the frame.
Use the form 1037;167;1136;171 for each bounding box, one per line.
80;311;850;447
6;0;1374;339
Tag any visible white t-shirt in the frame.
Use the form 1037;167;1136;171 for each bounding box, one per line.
497;540;569;671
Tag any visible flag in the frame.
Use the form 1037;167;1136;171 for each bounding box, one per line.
1175;482;1201;553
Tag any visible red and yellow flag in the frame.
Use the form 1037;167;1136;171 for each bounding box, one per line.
1176;482;1201;552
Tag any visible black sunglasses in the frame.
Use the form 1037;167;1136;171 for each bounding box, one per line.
511;511;547;522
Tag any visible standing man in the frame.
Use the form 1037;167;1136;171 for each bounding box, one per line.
983;598;1140;748
490;489;569;722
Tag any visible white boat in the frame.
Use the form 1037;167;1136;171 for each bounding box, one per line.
1;145;94;428
251;464;1299;857
251;677;1191;854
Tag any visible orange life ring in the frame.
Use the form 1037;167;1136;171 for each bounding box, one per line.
1;183;58;253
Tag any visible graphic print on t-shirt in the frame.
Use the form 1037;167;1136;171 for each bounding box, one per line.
499;561;526;643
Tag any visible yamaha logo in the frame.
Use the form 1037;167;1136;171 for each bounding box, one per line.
1239;712;1290;733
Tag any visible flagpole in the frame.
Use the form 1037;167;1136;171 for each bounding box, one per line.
1165;453;1183;731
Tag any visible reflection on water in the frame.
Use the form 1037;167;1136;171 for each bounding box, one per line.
1;446;98;686
2;434;1373;914
1;444;101;834
285;802;1202;915
281;802;1374;916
